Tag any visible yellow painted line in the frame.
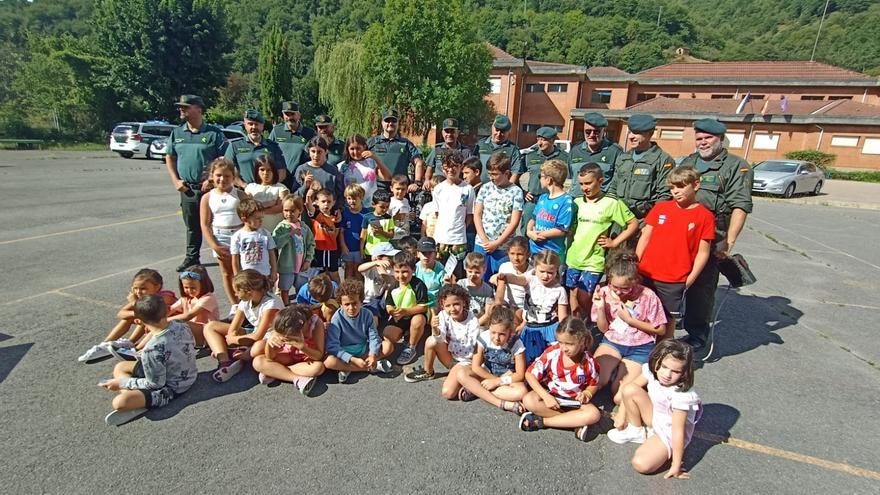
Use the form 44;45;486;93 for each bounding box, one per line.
0;212;181;245
51;291;118;310
692;431;880;481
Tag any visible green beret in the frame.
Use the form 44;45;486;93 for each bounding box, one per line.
315;115;333;125
382;108;399;121
536;126;558;139
493;115;512;131
583;112;608;128
442;118;459;130
244;109;265;124
281;101;299;113
693;118;726;136
174;94;205;108
628;114;657;132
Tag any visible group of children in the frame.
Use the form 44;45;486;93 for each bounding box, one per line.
82;143;718;479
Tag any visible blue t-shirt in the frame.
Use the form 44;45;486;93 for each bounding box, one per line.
530;193;573;256
342;206;368;253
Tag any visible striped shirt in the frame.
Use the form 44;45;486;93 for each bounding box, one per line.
528;343;599;399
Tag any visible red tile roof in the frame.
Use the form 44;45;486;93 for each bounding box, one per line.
586;66;631;77
637;61;876;82
489;44;518;63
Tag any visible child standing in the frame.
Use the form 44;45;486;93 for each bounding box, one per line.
418;176;444;239
341;184;367;280
358;242;399;326
431;151;475;279
497;249;569;364
324;279;394;383
383;251;430;365
360;190;395;257
609;340;701;479
454;305;527;413
231;198;278;285
474;153;524;280
591;250;667;427
414;237;446;316
203;270;283;382
636;165;715;340
307;188;343;283
244;154;290;233
200;158;246;304
404;285;480;398
99;295;197;426
168;265;218;346
527;159;573;259
273;195;315;304
389;175;413;242
518;316;601;441
462;157;483;251
566;163;638;318
456;252;495;323
294;136;344;205
339;134;391;208
251;304;326;395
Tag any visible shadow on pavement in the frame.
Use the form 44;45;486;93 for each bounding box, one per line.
0;332;12;343
0;342;33;385
686;403;741;468
145;368;259;421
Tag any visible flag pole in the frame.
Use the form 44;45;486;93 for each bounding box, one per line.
810;0;830;62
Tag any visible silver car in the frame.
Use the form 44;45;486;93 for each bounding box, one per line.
751;160;825;198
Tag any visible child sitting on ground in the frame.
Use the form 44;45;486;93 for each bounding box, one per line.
414;237;446;317
273;195;315;304
324;279;394;383
308;273;339;323
491;236;531;331
358;242;399;328
98;294;197;426
383;251;430;366
168;265;218;346
396;235;418;258
231;197;278;285
251;304;326;395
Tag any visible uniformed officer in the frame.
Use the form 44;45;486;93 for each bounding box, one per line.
476;115;523;184
314;115;346;168
520;126;570;231
269;100;315;189
607;113;674;219
679;118;754;351
225;109;287;187
163;94;225;271
568;112;622;197
367;109;424;193
424;117;476;189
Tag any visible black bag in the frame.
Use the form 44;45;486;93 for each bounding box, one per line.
718;253;756;288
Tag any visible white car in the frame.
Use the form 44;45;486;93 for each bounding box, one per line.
148;128;247;160
109;122;175;159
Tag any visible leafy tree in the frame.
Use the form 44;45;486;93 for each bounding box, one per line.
314;39;374;137
258;25;294;121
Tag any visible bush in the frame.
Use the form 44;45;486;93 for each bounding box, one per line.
784;150;836;169
825;169;880;183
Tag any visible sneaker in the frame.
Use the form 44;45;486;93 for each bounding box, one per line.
404;366;434;383
78;343;111;363
108;346;138;361
373;359;392;374
396;346;417;365
258;373;276;385
104;408;147;426
294;376;316;396
607;424;647;444
338;371;351;384
109;338;135;349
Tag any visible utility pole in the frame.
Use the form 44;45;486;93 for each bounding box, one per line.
810;0;830;62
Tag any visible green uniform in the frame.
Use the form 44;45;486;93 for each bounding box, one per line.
425;142;476;179
679;149;754;345
476;137;523;183
166;122;225;264
607;143;674;219
268;123;315;181
367;134;422;182
568;139;623;197
224;137;286;184
520;147;569;232
324;137;346;168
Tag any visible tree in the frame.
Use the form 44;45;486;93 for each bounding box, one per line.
258;25;294;121
314;39;374;137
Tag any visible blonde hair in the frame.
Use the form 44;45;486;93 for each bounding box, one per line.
344;183;366;200
540;159;568;187
668;165;701;187
464;251;486;270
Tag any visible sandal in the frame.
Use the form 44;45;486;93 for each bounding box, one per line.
499;400;525;415
458;388;477;402
212;360;243;383
229;346;250;360
518;412;544;432
575;426;590;442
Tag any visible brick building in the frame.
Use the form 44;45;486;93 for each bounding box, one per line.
489;45;880;168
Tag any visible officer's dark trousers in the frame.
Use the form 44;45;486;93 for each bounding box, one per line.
180;189;204;262
683;254;720;344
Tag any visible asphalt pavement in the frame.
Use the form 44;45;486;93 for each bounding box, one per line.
0;151;878;494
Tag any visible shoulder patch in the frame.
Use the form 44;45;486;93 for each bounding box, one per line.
664;162;673;169
739;167;750;173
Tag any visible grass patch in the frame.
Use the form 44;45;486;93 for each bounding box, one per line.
0;141;106;151
825;168;880;184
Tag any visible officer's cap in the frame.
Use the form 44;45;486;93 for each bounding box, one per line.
315;115;333;126
382;108;399;122
244;109;265;124
442;118;459;130
693;118;726;136
536;126;558;140
583;112;608;128
628;114;657;133
493;115;512;131
281;101;299;113
174;94;205;109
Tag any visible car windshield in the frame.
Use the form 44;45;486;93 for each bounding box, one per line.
755;161;798;173
112;125;134;134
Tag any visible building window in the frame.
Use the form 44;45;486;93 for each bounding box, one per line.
726;132;745;148
711;94;734;99
526;83;544;93
750;95;766;100
828;96;852;101
754;133;779;150
831;136;859;147
659;93;679;99
543;124;563;132
547;84;568;93
660;129;684;140
636;93;656;102
489;78;501;94
591;90;612;104
861;138;880;155
522;123;540;133
802;95;825;101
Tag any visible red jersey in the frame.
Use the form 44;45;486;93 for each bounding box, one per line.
528;343;599;399
639;200;715;283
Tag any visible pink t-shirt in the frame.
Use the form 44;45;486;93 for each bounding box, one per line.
590;285;666;346
170;293;219;325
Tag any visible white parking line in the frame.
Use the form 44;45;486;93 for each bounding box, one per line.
0;212;180;246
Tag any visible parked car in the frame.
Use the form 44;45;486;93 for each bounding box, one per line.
147;128;247;160
751;160;824;198
109;122;175;159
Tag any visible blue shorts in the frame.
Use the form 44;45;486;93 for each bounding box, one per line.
278;272;308;291
473;244;509;281
521;321;559;365
599;337;655;365
340;251;364;264
564;268;603;293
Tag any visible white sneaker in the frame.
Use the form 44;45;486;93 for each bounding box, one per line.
78;343;111;363
373;359;392;374
108;346;138;361
607;424;647;444
109;338;135;349
293;376;316;396
104;408;147;426
258;373;276;385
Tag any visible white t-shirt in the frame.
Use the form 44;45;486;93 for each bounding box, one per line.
389;196;411;240
244;183;289;233
497;262;533;307
363;266;393;305
523;275;568;325
642;363;701;452
432;180;474;245
230;228;276;276
419;200;439;238
237;293;284;329
437;311;481;363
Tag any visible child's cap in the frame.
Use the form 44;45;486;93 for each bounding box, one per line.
372;242;400;257
417;237;437;253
